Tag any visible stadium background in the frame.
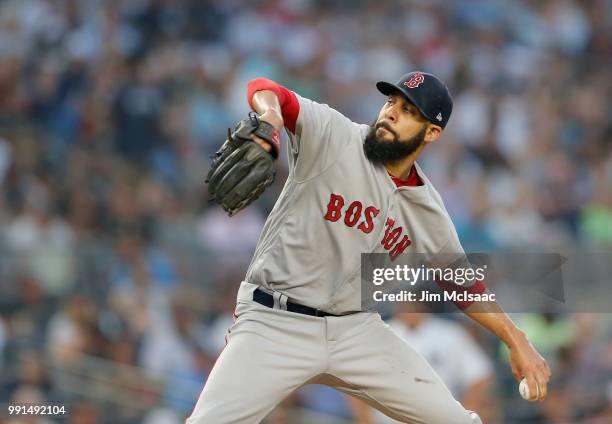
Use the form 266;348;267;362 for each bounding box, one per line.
0;0;610;422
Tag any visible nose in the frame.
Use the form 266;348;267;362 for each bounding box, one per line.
383;104;398;123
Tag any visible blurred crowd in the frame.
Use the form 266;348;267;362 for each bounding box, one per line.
0;0;610;422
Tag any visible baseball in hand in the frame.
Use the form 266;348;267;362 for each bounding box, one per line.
519;378;535;400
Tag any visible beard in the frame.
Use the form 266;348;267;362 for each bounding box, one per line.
363;121;427;165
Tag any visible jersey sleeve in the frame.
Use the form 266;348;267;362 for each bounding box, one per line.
286;93;357;180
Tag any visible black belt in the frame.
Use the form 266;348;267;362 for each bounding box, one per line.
253;288;339;317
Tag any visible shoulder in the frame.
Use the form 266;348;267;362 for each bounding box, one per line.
295;94;360;129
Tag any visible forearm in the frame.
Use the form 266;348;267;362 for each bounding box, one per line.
464;295;551;400
247;78;299;133
463;298;528;349
251;90;284;130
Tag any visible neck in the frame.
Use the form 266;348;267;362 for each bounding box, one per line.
384;144;426;179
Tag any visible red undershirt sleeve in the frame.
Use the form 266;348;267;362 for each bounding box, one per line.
247;78;300;135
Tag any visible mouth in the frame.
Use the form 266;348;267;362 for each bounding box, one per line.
376;123;396;139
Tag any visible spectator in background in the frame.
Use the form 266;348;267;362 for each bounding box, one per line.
46;295;100;365
3;172;76;297
68;400;100;424
196;205;267;268
1;350;55;408
112;57;164;165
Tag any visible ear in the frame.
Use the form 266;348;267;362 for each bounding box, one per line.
424;124;442;143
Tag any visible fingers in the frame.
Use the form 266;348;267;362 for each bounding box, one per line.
535;374;547;400
250;134;272;152
524;359;551;401
535;359;551;400
524;375;539;401
510;341;552;402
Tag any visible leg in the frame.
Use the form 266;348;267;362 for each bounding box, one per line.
187;301;325;424
327;314;482;424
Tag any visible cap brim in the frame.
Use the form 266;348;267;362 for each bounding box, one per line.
376;81;430;124
376;81;401;96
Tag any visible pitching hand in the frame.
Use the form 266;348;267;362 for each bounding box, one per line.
508;338;551;401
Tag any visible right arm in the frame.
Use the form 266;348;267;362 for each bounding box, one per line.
249;91;283;153
247;78;300;153
250;90;284;132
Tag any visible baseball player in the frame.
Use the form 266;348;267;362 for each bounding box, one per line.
191;72;551;423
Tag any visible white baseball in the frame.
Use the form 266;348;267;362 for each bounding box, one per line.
519;378;539;400
519;378;530;399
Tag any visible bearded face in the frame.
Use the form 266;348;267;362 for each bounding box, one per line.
364;120;427;165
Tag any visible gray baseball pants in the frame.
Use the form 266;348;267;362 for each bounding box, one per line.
187;282;482;424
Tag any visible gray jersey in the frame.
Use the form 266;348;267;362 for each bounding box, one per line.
245;94;464;314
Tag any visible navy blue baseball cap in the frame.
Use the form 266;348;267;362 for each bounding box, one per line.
376;71;453;129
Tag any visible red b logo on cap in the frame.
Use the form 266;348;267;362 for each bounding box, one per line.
404;73;425;89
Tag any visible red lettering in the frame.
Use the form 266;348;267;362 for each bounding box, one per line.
344;201;362;227
383;228;402;249
323;194;384;236
381;218;396;245
358;206;380;234
389;235;412;260
324;193;344;222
